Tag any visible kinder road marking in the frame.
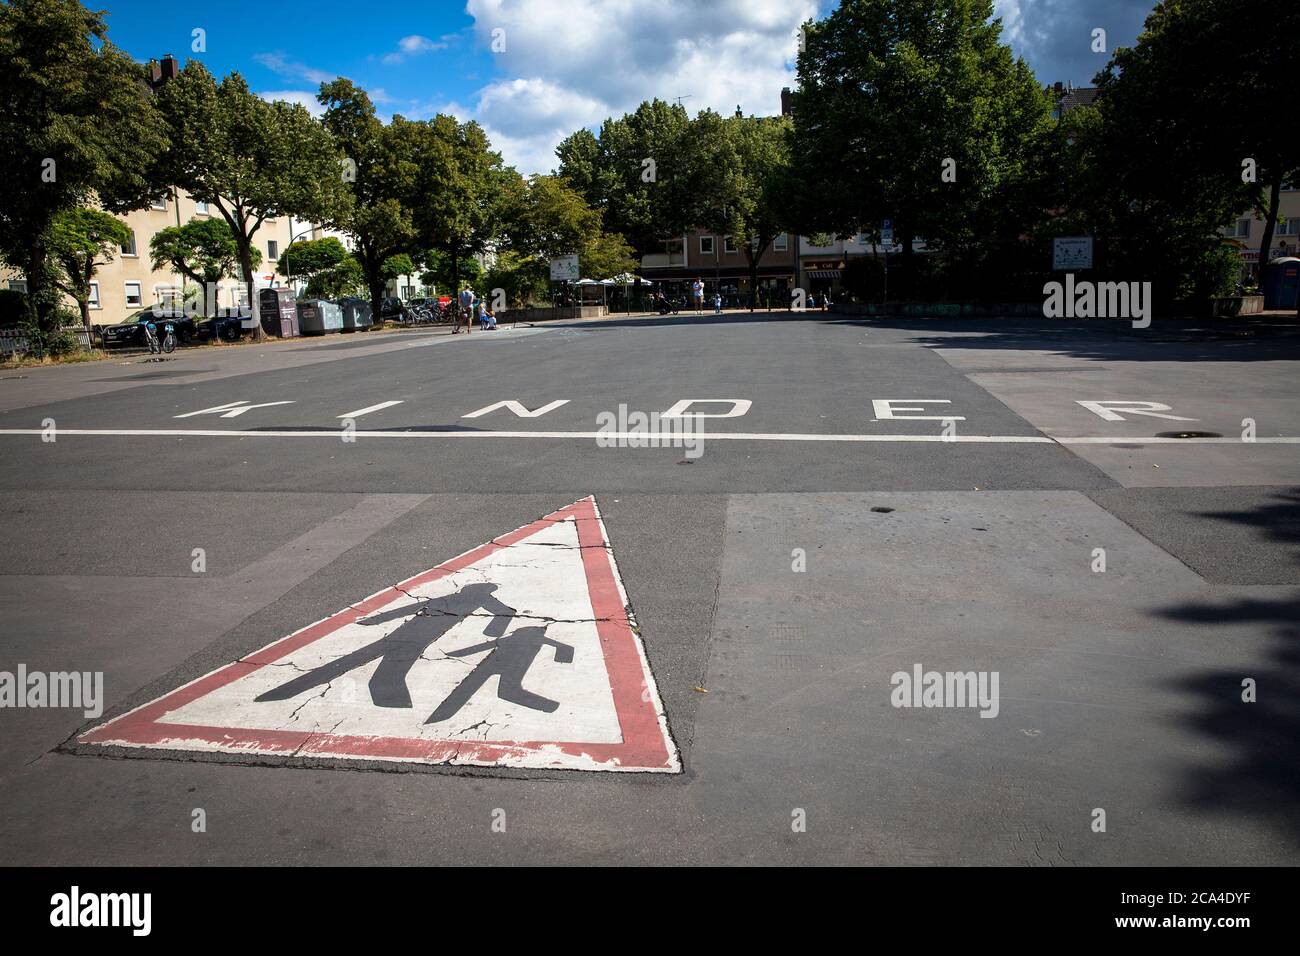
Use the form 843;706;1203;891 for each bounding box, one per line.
78;497;680;773
5;428;1299;444
338;401;403;419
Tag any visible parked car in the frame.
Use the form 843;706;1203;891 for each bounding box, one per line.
100;307;197;349
198;313;246;343
378;296;405;324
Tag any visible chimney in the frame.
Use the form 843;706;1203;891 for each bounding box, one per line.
160;54;178;82
780;87;793;116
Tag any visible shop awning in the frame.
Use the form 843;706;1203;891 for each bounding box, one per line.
807;270;841;279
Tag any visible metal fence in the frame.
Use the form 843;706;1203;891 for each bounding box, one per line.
0;327;95;357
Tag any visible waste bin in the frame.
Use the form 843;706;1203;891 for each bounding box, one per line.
258;288;299;338
1262;257;1300;310
338;297;373;332
296;298;343;335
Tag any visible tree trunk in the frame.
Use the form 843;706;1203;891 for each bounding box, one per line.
367;258;385;330
26;238;56;333
80;260;95;332
1256;173;1283;279
746;249;758;312
450;240;467;332
238;239;264;342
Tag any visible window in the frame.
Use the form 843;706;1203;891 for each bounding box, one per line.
1232;219;1252;239
8;279;28;292
700;235;715;255
121;230;137;256
88;281;100;309
194;200;209;215
124;281;142;308
723;235;737;254
774;234;788;252
267;240;279;260
1277;218;1299;236
150;197;167;212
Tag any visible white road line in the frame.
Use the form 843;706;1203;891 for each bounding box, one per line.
337;401;404;419
2;428;1298;444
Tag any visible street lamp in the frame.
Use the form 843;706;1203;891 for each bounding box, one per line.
280;227;317;297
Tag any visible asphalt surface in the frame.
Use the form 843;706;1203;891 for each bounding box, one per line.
0;310;1297;865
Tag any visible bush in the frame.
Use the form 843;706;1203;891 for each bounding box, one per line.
17;307;82;358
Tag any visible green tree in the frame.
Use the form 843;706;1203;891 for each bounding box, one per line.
150;218;258;317
506;174;601;262
303;256;365;299
47;208;131;330
480;251;546;308
717;114;794;309
792;0;1053;295
579;233;638;281
318;80;420;324
0;0;167;334
419;249;481;293
1090;0;1300;289
416;116;517;299
276;236;348;285
155;63;349;339
557;99;699;259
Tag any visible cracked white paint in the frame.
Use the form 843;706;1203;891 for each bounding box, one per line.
81;498;680;773
157;518;623;746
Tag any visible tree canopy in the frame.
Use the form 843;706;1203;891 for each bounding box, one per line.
0;0;168;332
156;63;349;338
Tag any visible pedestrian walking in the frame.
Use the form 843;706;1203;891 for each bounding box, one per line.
691;277;704;314
457;285;474;334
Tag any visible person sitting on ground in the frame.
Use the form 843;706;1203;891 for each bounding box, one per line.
479;304;497;330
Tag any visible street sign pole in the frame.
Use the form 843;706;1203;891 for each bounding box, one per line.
881;220;894;314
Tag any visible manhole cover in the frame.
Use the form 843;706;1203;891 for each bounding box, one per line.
1155;431;1223;439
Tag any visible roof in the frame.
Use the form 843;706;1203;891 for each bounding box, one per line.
1050;84;1099;114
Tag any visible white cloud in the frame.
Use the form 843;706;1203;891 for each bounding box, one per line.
259;90;325;117
464;0;817;173
382;33;449;64
253;52;337;86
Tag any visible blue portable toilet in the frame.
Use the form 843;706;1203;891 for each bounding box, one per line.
1262;257;1300;310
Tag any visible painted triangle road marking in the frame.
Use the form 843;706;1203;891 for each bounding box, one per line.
79;497;681;773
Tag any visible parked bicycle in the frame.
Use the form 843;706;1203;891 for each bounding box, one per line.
143;319;176;355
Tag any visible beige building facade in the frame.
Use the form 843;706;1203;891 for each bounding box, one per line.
3;190;319;327
1224;183;1300;280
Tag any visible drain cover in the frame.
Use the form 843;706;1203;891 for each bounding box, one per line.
1155;431;1223;439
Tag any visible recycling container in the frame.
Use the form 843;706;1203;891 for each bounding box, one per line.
296;298;343;335
338;297;373;332
258;288;299;338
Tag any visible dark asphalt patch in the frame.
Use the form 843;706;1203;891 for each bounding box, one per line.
1087;485;1300;584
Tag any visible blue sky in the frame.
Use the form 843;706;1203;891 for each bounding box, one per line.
98;0;1154;175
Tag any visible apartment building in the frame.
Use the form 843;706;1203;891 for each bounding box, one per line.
639;229;797;302
2;196;324;327
1224;183;1300;280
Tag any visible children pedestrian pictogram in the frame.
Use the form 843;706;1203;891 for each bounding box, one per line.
79;498;680;773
